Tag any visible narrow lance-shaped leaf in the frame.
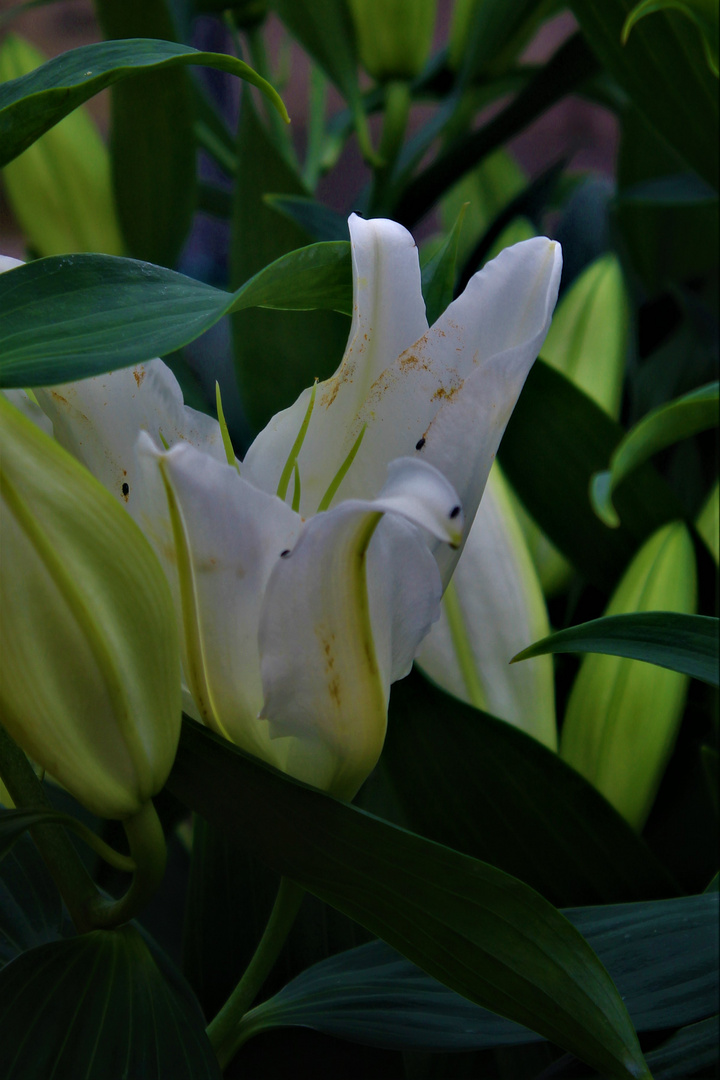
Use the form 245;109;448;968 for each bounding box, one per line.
168;719;652;1080
0;34;124;256
513;612;719;687
558;522;698;829
591;381;719;526
236;893;719;1052
0;37;288;168
623;0;719;76
93;0;196;267
568;0;718;188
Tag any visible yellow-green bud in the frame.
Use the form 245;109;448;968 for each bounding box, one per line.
560;522;697;829
541;253;629;420
0;394;181;820
348;0;436;81
0;35;124;257
696;480;719;564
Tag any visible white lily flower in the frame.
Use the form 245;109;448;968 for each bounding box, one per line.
8;216;561;798
415;461;557;749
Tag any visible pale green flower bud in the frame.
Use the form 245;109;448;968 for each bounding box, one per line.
348;0;436;81
0;35;124;257
696;480;719;564
0;394;181;820
541;253;629;420
560;522;697;829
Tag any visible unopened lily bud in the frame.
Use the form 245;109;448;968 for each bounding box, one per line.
0;35;124;257
541;253;629;420
348;0;436;81
560;522;697;829
696;480;719;564
416;462;556;750
518;253;630;596
0;394;181;820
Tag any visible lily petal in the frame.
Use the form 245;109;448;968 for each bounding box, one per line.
243;215;428;507
416;462;557;749
134;434;300;761
244;231;561;567
34;359;225;515
258;459;459;799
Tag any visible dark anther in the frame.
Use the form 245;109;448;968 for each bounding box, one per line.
121;482;129;497
280;549;291;558
415;437;426;450
449;505;461;519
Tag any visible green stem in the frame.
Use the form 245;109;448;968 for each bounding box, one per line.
0;722;166;931
368;79;412;216
207;877;305;1070
93;800;167;929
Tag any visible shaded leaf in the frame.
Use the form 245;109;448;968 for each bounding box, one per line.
591;382;719;526
239;893;719;1051
568;0;718;188
420;204;467;325
168;719;650;1080
0;926;221;1079
264;194;350;242
230;93;350;431
93;0;195;267
513;612;718;686
644;1016;719;1078
623;0;719;76
0;37;287;169
497;360;686;591
397;34;598;226
0;830;64;968
384;669;678;907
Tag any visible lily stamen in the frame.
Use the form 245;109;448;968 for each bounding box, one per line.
317;423;367;513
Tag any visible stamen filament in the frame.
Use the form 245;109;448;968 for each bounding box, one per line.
277;381;317;502
291;461;302;513
317;424;367;512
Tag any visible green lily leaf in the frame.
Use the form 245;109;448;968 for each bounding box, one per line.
270;0;375;162
383;669;678;907
568;0;718;188
420;204;467;325
644;1016;720;1078
623;0;719;76
264;194;350;241
591;382;719;527
230;93;351;431
237;893;718;1050
0;830;66;969
0;241;351;388
93;0;196;267
513;612;719;686
0;37;287;169
497;360;685;592
0;34;124;257
0;926;221;1079
168;719;651;1080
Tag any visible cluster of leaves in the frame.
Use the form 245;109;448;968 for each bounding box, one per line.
0;0;717;1078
